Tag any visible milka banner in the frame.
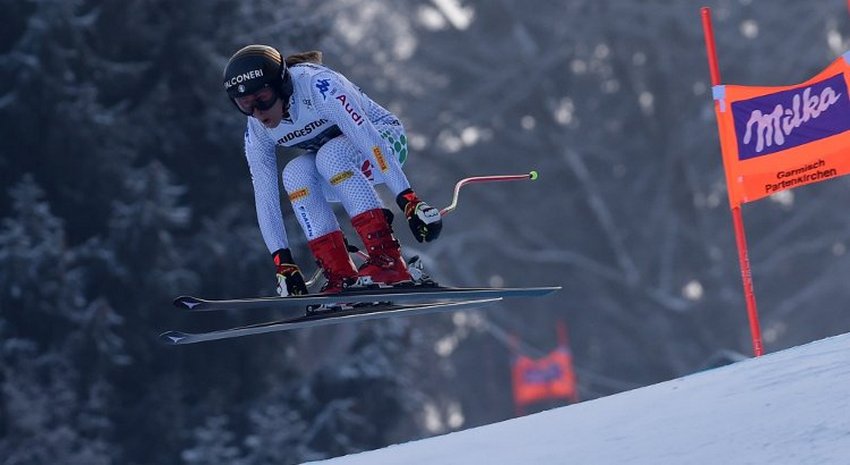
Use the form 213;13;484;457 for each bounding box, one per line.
713;52;850;207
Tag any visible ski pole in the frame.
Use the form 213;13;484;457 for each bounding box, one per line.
440;170;538;216
304;170;540;289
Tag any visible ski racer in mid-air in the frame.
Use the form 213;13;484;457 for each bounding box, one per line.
222;45;443;296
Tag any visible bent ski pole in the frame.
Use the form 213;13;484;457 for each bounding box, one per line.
305;170;539;289
440;170;538;216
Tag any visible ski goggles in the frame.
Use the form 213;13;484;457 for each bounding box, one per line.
233;86;278;115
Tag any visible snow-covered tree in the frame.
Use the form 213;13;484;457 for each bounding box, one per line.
0;176;118;463
181;415;243;465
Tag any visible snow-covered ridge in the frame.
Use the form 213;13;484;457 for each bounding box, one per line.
309;333;850;465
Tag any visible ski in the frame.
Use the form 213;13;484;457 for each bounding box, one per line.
173;285;561;312
160;298;502;345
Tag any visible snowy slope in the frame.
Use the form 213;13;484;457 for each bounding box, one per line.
308;333;850;465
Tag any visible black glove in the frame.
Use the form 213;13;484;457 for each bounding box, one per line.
396;189;442;243
272;248;308;297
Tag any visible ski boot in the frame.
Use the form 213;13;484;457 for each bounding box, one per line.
307;230;358;294
351;208;413;287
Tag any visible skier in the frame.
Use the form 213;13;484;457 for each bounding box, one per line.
223;44;443;296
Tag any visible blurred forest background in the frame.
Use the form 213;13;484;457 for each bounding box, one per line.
3;0;850;463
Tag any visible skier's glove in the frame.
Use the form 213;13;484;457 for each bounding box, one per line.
396;189;442;243
272;248;308;297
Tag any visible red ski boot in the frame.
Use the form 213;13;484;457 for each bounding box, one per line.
307;230;358;294
351;209;412;285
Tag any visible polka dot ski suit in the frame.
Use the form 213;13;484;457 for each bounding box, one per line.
243;63;412;253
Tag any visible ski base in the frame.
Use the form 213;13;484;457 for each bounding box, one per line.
161;298;501;345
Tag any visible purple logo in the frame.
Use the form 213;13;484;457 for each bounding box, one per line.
522;363;565;384
732;73;850;160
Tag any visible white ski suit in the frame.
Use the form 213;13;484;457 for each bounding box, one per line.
242;62;412;253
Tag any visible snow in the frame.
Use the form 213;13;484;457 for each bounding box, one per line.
307;333;850;464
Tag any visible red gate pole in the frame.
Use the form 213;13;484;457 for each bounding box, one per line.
701;7;764;356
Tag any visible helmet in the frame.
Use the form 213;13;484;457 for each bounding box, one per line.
223;45;291;102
